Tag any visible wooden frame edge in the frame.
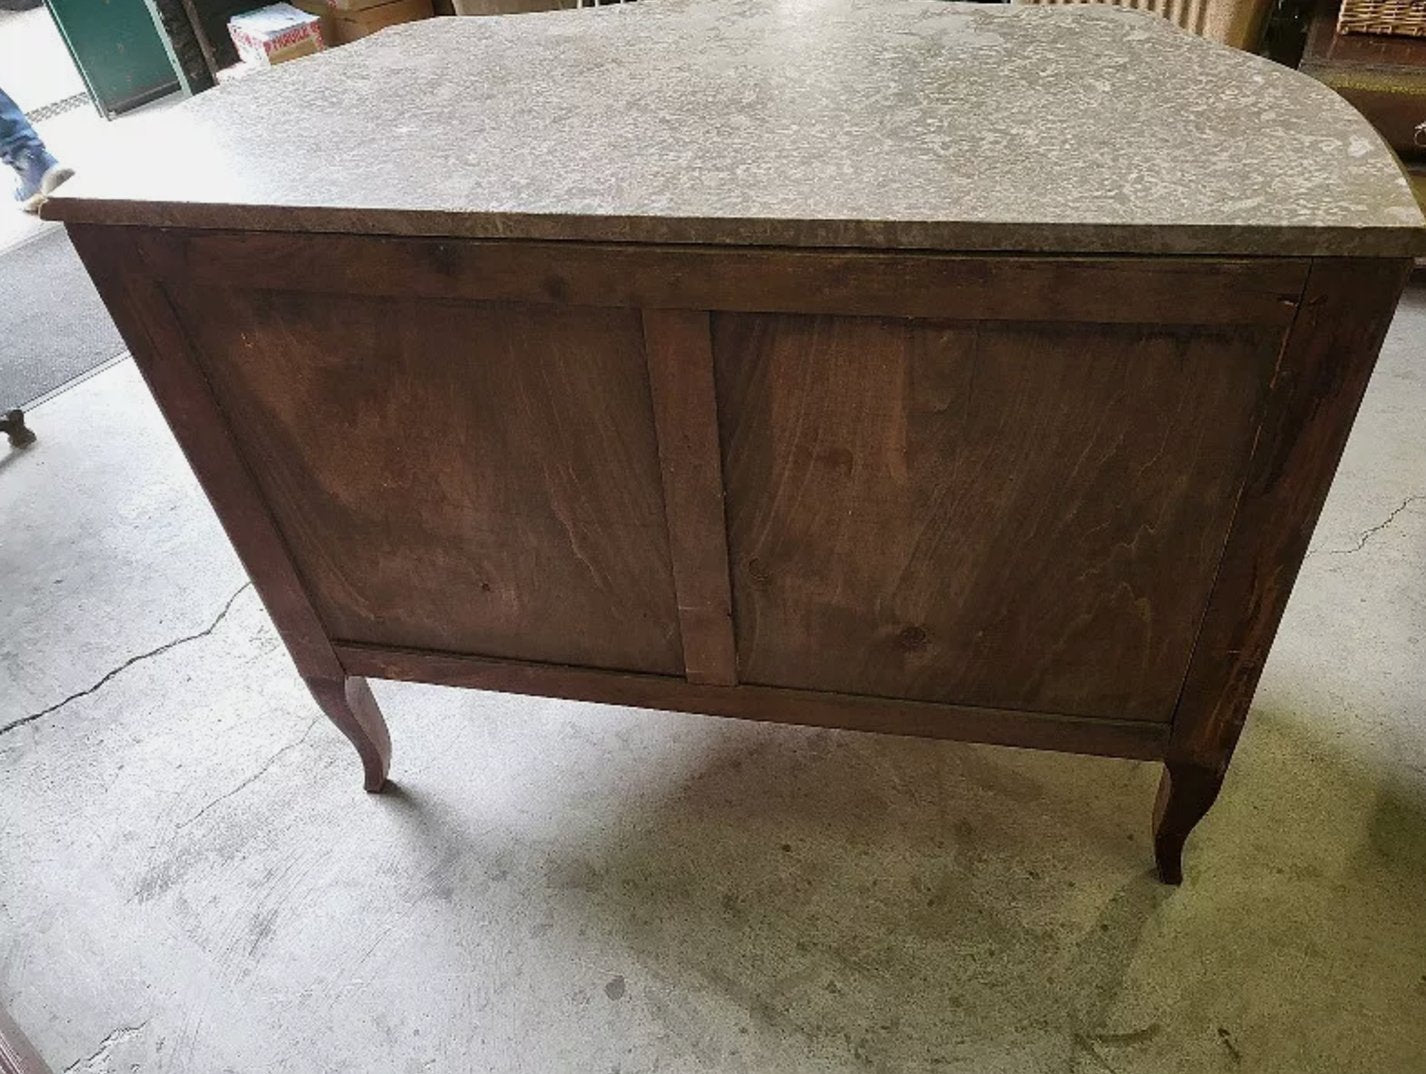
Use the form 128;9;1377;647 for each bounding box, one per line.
0;1006;51;1074
129;228;1311;327
641;309;739;686
64;221;394;790
1149;255;1411;881
334;642;1170;761
1166;255;1412;769
66;223;344;681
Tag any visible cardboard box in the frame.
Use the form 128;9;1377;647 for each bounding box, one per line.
326;0;407;11
330;0;433;41
452;0;574;13
289;0;338;45
228;3;326;65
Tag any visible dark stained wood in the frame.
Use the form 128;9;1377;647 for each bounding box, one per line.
1300;0;1426;159
165;286;683;676
333;643;1171;761
66;223;392;792
65;214;1410;880
714;312;1282;722
68;228;342;680
1304;0;1426;69
641;309;738;686
1167;257;1410;761
0;1006;51;1074
1152;760;1222;884
307;675;391;792
130;229;1310;327
1;408;36;449
1155;256;1411;881
1311;82;1426;161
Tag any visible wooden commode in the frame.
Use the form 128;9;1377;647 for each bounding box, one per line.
46;0;1426;882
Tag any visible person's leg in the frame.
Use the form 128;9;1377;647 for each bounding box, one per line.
0;85;72;210
0;86;45;171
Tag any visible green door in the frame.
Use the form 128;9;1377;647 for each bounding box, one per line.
45;0;179;116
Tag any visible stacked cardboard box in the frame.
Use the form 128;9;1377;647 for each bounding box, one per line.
229;3;326;65
452;0;575;12
292;0;434;44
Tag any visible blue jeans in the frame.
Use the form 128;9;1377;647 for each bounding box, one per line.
0;86;54;196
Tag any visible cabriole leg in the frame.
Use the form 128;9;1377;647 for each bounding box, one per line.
2;407;36;448
306;675;392;792
68;226;396;796
1152;760;1223;884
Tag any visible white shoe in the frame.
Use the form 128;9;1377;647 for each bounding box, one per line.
19;163;75;214
40;162;74;196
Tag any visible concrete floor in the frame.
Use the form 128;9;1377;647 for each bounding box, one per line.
0;4;91;253
0;5;181;254
1;289;1424;1074
0;7;87;114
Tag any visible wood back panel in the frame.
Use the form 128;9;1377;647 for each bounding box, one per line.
123;228;1328;744
713;313;1282;722
168;286;684;675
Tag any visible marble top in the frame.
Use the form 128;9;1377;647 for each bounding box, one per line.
43;0;1426;256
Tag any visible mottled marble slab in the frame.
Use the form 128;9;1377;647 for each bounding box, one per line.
44;0;1426;255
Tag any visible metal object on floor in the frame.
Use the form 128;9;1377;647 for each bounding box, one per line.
0;1003;52;1074
21;91;91;126
2;407;37;448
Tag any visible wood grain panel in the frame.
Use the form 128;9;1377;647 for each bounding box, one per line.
168;287;683;675
67;226;345;683
335;642;1170;761
69;223;393;790
1168;257;1412;766
642;309;738;685
1149;256;1410;881
132;230;1309;327
715;313;1283;722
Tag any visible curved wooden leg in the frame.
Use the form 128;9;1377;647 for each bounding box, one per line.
2;408;37;449
1152;760;1223;884
306;675;391;792
0;1001;52;1074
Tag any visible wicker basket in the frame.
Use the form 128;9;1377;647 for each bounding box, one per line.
1338;0;1426;37
1013;0;1273;51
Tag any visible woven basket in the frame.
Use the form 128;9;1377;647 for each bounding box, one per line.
1013;0;1273;51
1338;0;1426;37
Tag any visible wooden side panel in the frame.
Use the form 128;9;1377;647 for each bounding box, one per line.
1168;257;1412;766
166;287;684;676
69;222;395;790
66;225;345;684
715;313;1283;722
1152;256;1409;882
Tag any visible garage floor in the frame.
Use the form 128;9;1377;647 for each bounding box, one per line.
2;288;1424;1073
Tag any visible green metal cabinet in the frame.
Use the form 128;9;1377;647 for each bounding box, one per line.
45;0;180;116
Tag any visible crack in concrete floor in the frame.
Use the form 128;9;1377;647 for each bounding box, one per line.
1307;493;1425;558
60;1021;149;1074
0;582;252;739
175;714;322;831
